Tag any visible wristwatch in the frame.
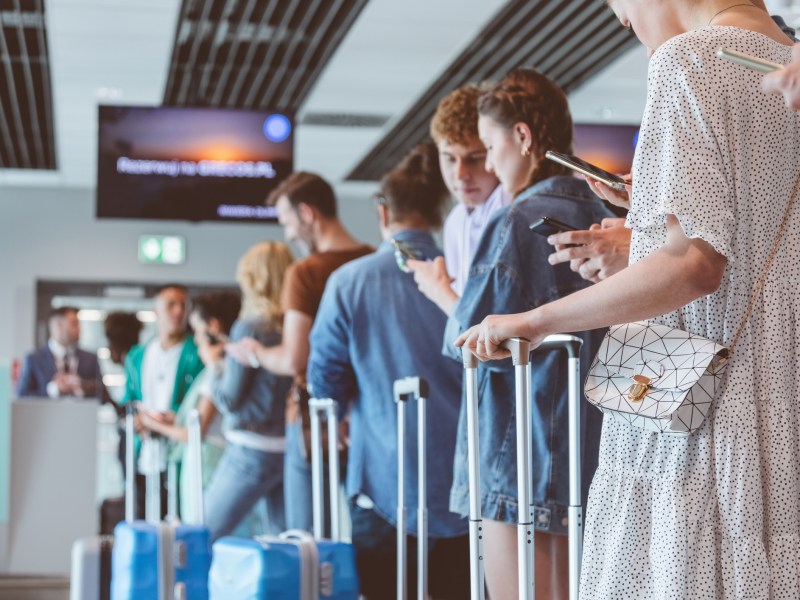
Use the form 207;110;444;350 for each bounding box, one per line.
248;351;261;369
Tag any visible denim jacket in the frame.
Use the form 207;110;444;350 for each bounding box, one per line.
308;229;467;538
445;176;615;528
211;316;292;437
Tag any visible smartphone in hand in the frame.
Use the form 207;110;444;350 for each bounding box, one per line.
545;151;628;191
529;216;578;237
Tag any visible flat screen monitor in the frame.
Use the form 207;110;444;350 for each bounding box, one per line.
96;105;294;223
572;123;640;176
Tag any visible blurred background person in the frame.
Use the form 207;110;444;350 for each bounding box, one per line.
17;306;103;399
103;311;143;366
204;241;294;540
137;291;239;523
226;173;372;533
120;283;203;519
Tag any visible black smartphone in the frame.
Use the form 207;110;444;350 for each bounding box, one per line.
545;151;628;191
529;216;578;237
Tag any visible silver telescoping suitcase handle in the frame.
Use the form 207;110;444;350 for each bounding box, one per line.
537;334;583;600
393;376;429;600
308;397;342;542
463;335;583;600
460;348;485;600
502;339;536;600
125;404;137;522
186;409;205;525
146;436;163;523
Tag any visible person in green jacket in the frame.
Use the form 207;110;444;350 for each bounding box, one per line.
120;283;204;519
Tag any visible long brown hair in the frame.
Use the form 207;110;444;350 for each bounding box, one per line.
477;68;573;195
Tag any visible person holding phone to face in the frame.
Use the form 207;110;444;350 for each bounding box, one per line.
457;2;800;597
438;68;614;600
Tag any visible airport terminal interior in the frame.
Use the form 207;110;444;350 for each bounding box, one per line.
2;0;799;599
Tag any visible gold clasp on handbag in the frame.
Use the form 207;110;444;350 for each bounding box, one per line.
628;374;653;402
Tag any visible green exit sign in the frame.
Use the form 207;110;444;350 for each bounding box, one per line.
138;235;186;265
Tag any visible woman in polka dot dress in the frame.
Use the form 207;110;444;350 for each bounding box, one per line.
456;1;800;597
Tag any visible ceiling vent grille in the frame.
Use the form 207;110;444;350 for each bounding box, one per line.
0;0;55;170
346;0;637;181
163;0;369;111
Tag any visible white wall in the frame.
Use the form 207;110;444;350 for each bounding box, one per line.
0;184;381;363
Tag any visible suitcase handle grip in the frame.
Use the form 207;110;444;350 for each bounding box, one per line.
393;376;429;600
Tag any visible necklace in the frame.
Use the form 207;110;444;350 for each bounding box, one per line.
707;3;756;26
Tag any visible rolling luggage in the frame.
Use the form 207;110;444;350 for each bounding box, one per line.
462;335;584;600
208;530;320;599
208;399;358;600
111;409;211;600
392;377;429;600
308;398;359;599
70;405;137;600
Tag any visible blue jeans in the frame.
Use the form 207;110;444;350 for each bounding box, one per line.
284;421;313;531
204;441;285;541
284;420;335;534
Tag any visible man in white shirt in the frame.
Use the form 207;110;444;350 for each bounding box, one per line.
120;284;203;518
408;84;512;313
17;306;103;399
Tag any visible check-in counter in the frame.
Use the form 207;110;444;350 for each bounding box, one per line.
1;392;98;576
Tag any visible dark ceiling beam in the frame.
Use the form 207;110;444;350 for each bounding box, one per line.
238;0;301;109
215;0;278;107
13;0;45;167
173;0;215;105
0;16;30;166
163;0;369;113
345;0;637;181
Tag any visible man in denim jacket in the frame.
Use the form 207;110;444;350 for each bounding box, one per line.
308;144;469;599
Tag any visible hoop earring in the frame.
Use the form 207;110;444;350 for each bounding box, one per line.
521;146;531;158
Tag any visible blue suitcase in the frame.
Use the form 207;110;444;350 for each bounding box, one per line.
209;399;359;600
209;530;319;599
112;410;212;600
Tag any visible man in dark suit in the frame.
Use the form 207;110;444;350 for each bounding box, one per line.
17;306;103;399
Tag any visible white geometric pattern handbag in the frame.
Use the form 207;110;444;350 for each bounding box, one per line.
585;174;799;435
584;322;728;435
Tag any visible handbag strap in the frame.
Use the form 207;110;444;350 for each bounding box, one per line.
728;170;800;354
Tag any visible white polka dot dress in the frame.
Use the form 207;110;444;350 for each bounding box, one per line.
580;27;800;599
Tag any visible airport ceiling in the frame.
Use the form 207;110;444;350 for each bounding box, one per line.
0;0;796;188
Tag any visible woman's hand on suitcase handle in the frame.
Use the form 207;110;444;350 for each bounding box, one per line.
455;312;545;361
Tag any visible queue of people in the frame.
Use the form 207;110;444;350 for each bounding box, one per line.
17;2;800;597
